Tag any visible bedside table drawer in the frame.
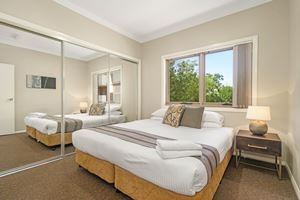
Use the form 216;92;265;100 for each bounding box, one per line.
236;137;281;156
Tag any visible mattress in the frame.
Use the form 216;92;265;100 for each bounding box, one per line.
72;119;234;196
24;113;126;135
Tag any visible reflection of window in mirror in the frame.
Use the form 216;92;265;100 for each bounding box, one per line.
97;72;108;103
96;67;122;106
110;68;121;104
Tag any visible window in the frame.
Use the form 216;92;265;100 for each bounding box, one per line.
166;42;253;108
169;55;199;102
205;49;233;106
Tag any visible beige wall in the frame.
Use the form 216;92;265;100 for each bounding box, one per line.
141;0;298;192
141;0;289;132
64;58;89;114
0;0;141;59
0;43;88;131
288;0;300;190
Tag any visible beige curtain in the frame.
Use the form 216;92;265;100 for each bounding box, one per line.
232;43;252;108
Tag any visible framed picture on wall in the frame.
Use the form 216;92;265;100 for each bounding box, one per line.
26;75;56;89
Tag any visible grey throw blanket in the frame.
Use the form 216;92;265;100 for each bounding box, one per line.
89;125;220;181
43;116;83;133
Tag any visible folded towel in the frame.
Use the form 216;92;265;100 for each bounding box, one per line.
156;139;203;151
156;147;203;159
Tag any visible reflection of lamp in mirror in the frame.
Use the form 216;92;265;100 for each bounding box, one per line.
80;102;88;113
246;106;271;136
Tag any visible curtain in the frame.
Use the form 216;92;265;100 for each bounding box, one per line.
232;43;252;108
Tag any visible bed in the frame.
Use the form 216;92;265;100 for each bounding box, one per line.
72;116;234;200
24;113;126;147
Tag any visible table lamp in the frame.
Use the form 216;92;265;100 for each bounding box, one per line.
246;106;271;136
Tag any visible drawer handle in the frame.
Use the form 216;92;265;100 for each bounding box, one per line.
247;144;268;150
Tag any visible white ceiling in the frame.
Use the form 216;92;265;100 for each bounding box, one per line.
0;24;106;61
54;0;271;43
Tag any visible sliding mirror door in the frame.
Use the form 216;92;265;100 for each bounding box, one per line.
63;42;109;154
0;23;62;172
62;44;139;154
108;55;138;124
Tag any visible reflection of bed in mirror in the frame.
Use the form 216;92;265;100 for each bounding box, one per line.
24;111;126;147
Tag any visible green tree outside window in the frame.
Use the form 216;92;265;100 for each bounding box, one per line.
169;58;233;104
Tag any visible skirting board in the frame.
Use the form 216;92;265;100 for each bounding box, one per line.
15;130;25;134
234;151;300;199
285;164;300;200
0;130;26;135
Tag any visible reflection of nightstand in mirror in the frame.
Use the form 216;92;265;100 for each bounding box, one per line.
235;130;282;179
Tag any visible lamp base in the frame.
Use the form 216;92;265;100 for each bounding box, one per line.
80;109;87;113
249;120;268;136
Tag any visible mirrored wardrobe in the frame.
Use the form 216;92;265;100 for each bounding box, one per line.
0;23;62;172
0;22;139;174
63;43;139;155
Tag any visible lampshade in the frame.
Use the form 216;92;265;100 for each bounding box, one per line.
80;102;88;109
246;106;271;121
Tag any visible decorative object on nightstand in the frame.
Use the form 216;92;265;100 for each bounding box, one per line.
246;106;271;136
235;129;282;179
80;102;88;113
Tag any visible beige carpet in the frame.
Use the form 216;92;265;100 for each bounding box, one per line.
0;156;297;200
0;133;75;171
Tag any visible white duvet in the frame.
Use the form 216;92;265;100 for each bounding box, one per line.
72;119;234;196
24;113;126;135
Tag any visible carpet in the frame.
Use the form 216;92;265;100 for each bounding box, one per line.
0;133;75;171
0;156;297;200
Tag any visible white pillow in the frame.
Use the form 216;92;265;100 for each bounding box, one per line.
202;111;224;125
150;108;168;118
27;112;47;118
106;104;121;112
201;121;223;128
110;111;122;115
150;116;164;121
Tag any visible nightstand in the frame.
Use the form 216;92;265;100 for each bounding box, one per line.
235;130;282;179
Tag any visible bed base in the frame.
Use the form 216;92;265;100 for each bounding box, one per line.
26;126;72;147
26;126;36;138
75;148;233;200
75;149;115;183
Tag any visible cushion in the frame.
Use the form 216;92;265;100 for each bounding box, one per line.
163;104;185;127
89;103;106;115
180;107;204;129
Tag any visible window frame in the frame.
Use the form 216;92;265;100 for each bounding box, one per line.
161;36;258;112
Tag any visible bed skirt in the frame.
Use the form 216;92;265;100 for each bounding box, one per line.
35;130;73;147
75;149;115;183
26;126;36;138
75;148;233;200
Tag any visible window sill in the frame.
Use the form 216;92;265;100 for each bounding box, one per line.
205;107;247;113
